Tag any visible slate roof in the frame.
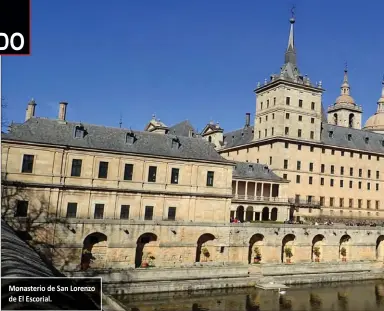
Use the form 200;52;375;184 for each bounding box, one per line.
3;118;231;163
220;123;384;154
222;126;254;149
168;120;197;137
233;162;285;182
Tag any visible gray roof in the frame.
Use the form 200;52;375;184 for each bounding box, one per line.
222;126;254;149
3;118;230;163
221;123;384;154
168;120;197;137
233;162;285;182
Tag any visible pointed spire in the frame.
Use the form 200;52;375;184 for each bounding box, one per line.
284;6;296;65
377;75;384;112
341;64;350;96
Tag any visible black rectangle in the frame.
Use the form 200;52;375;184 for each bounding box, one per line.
0;0;31;55
1;277;102;310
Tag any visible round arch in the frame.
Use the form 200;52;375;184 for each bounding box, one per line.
339;234;351;261
236;206;244;222
196;233;216;263
376;235;384;261
245;206;254;222
248;234;264;264
261;207;269;221
281;234;295;263
80;232;108;270
135;233;158;268
311;234;325;262
271;207;278;221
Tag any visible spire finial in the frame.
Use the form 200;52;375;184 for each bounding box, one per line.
285;6;296;65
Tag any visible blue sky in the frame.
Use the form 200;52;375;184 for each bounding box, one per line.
2;0;384;133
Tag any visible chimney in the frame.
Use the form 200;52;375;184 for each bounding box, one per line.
245;113;251;127
58;102;68;121
25;99;36;121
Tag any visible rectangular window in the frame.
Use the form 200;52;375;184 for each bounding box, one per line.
206;171;214;187
376;183;380;191
368;170;371;178
144;206;154;220
339;198;344;208
367;200;371;209
376;171;380;179
299;99;303;107
98;161;109;179
285;142;289;149
340;180;344;188
148;166;157;182
350;167;353;176
298;115;302;121
320;197;325;206
124;164;134;181
376;201;380;210
298;144;302;150
340;166;344;175
349;180;353;188
94;204;104;219
350;152;353;158
285;113;290;119
331;149;335;155
71;159;82;177
358;199;362;208
310;146;314;152
330;197;334;207
349;199;353;208
168;207;176;220
321;164;325;173
267;99;269;108
120;205;130;219
309;176;313;185
297;161;301;170
273;97;276;105
331;165;334;174
311;102;315;110
322;148;325;154
21;154;34;173
269;157;272;165
15;200;28;217
286;97;290;105
320;177;324;186
171;168;179;184
296;175;301;184
66;203;77;218
359;169;362;177
367;182;371;190
358;181;362;189
285;127;289;135
309;163;313;172
330;179;334;187
311;118;315;124
341;151;344;156
298;129;302;138
310;131;314;139
283;174;288;180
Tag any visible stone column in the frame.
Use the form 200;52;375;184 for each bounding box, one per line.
269;183;272;198
261;183;264;198
245;181;248;200
235;181;238;198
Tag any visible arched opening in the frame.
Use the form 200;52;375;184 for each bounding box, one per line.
245;206;253;222
261;207;269;221
348;113;354;128
236;206;244;222
135;233;158;268
271;207;278;221
281;234;295;263
333;113;338;125
376;235;384;261
311;234;325;262
195;233;215;263
339;235;351;261
80;232;107;270
248;234;264;264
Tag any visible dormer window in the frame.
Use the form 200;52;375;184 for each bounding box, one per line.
171;136;181;149
126;132;136;144
328;131;334;138
347;134;352;141
365;137;369;144
74;125;85;138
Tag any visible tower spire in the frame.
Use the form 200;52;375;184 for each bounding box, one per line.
341;64;350;96
284;6;296;65
377;75;384;113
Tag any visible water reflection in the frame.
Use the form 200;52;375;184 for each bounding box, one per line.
114;280;384;311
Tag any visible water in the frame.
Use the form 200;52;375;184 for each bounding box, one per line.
113;280;384;311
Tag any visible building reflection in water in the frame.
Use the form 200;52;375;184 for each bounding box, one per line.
115;280;384;311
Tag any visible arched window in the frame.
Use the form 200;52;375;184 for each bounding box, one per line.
333;113;338;125
349;113;354;128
